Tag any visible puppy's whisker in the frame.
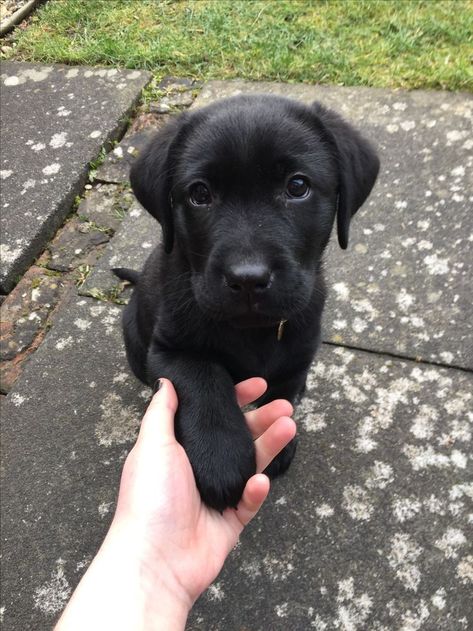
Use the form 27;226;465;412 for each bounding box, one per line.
187;249;208;260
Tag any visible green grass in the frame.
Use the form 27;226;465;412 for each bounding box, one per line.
5;0;473;91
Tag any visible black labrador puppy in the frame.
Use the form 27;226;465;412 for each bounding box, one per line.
118;94;379;511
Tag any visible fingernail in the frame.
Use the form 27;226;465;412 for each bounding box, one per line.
153;378;162;393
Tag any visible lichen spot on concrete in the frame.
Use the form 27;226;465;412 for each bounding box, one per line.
42;163;61;176
89;304;106;317
435;528;467;559
431;587;447;610
10;392;27;407
3;75;24;86
98;501;113;518
33;559;71;614
392;101;407;111
365;461;394;489
456;556;473;585
20;179;36;195
50;133;68;149
423;254;449;275
392;497;422;523
275;603;289;618
316;504;334;518
0;243;22;264
342;485;374;521
451;165;466;178
23;67;52;83
206;582;225;602
55;336;74;351
333;282;349;301
74;318;92;331
447;130;468;143
113;372;129;384
388;533;422;592
96;392;141;446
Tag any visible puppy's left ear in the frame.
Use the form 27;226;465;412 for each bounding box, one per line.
312;103;380;249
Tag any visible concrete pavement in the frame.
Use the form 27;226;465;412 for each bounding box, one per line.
1;70;472;630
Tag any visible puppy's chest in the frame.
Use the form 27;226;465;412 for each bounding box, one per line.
215;329;302;382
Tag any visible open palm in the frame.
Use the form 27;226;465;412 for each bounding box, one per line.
115;377;296;605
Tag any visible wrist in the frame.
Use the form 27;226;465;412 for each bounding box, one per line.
56;519;191;631
104;519;192;629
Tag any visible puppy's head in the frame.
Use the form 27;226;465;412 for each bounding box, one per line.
130;95;379;327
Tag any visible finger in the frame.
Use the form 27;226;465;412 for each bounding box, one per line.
137;378;179;446
245;399;294;439
235;377;267;407
234;474;270;527
254;416;296;472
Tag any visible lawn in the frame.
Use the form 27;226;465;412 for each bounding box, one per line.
4;0;473;91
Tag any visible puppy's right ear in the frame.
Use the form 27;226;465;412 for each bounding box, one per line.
129;115;187;253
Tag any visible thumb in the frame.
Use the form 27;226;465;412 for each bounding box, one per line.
137;378;179;447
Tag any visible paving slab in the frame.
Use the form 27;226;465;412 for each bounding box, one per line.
79;197;159;299
1;289;472;629
94;129;156;185
0;61;151;293
2;79;472;631
189;349;473;630
193;82;473;369
0;292;151;630
0;263;69;393
46;184;135;273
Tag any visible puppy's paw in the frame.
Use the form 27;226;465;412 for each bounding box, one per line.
263;437;297;479
178;408;256;511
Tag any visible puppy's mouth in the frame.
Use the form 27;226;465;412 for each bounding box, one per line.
220;294;286;328
228;312;282;329
198;299;284;328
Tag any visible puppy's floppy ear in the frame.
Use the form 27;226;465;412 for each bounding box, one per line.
129;115;188;253
312;103;380;249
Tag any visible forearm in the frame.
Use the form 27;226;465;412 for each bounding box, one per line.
55;521;190;631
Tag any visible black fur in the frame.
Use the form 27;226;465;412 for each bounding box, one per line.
122;94;379;511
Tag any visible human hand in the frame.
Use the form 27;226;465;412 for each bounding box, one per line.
56;377;295;631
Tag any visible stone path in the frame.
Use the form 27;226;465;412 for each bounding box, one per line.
1;69;472;630
0;61;150;292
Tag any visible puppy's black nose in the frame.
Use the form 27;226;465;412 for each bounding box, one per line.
224;262;273;293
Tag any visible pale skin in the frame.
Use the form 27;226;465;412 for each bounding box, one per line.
56;377;296;630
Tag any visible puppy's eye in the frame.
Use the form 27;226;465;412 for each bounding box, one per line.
189;182;212;206
286;176;310;199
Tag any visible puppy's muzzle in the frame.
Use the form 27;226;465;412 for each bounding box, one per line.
224;261;274;298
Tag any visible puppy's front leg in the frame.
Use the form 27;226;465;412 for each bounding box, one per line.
147;347;256;511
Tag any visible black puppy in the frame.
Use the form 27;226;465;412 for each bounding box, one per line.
118;94;379;511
